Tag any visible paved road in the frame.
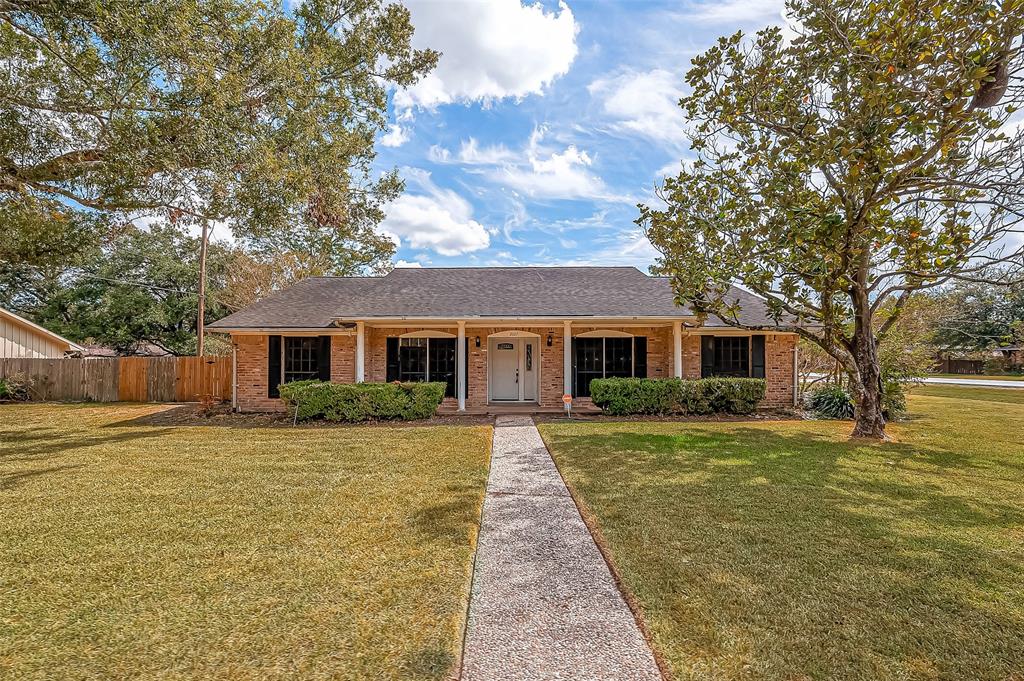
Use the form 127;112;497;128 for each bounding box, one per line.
920;377;1024;389
461;415;662;681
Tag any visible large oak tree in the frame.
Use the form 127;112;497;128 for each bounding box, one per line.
0;0;435;276
640;0;1024;438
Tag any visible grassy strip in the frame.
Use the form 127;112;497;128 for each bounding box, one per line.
540;389;1024;680
929;373;1024;381
1;404;491;680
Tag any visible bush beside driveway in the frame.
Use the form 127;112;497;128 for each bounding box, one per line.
0;404;490;680
540;386;1024;680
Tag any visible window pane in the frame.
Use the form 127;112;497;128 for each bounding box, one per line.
428;338;457;397
604;338;633;378
398;339;427;382
283;337;319;383
574;338;603;397
713;337;749;377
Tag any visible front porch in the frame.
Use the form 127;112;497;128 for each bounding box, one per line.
229;318;798;413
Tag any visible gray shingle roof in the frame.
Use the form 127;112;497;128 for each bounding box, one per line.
208;267;787;329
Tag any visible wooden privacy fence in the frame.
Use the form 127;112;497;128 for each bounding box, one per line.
0;356;232;403
935;357;986;375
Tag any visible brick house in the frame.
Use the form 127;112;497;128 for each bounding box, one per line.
208;267;800;413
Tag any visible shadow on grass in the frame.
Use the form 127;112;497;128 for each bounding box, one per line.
409;484;482;545
0;426;175;461
0;463;86;490
102;404;493;430
544;425;1024;678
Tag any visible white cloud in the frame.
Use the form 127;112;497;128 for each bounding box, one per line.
555;228;661;268
380;123;410;147
380;169;490;256
393;259;424;268
589;68;687;145
493;144;608;199
678;0;785;25
456;138;518;165
395;0;579;110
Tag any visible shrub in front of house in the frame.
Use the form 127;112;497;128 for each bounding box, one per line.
806;381;907;421
806;384;855;419
588;377;766;416
278;380;447;422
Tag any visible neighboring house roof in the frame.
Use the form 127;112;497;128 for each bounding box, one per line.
208;266;792;330
0;307;82;353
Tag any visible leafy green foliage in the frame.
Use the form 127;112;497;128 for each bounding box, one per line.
640;0;1024;438
882;380;908;420
589;377;767;416
807;385;856;419
0;0;436;273
8;224;234;355
279;381;447;422
808;381;907;421
932;275;1024;351
0;373;32;401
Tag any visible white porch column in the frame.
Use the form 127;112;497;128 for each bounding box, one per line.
355;321;365;383
457;321;466;411
673;320;683;379
563;320;573;397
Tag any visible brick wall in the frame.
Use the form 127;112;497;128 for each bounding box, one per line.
232;328;797;411
681;333;701;378
234;334;282;412
763;334;797;407
331;334;356;383
234;333;355;413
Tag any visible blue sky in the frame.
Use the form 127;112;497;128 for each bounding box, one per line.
373;0;786;270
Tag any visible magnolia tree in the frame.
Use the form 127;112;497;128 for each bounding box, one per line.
640;0;1024;438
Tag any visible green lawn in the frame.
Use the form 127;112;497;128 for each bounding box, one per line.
931;372;1024;381
540;387;1024;680
0;404;491;680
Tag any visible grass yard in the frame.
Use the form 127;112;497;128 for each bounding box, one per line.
0;404;491;680
540;386;1024;680
931;372;1024;381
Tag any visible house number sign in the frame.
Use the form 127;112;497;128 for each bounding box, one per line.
497;343;514;350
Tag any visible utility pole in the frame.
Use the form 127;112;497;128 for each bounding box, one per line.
197;220;209;357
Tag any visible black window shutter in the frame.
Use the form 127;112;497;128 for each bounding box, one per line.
268;335;282;397
386;337;400;382
633;337;648;378
318;336;332;381
464;338;470;397
751;335;766;378
700;336;715;378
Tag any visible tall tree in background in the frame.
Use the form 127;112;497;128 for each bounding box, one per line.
0;0;435;346
932;273;1024;350
641;0;1024;439
14;224;234;356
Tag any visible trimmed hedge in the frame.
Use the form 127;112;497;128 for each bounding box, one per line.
278;380;447;422
589;377;767;416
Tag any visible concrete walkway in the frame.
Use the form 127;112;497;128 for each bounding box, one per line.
461;415;661;681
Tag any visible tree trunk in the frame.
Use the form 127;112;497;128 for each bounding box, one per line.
849;279;887;439
197;221;208;357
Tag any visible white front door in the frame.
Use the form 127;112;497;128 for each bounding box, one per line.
490;339;521;400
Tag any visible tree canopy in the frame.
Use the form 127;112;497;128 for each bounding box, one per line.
640;0;1024;437
0;0;435;271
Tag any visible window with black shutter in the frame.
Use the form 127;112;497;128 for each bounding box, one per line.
283;337;320;383
701;336;755;378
